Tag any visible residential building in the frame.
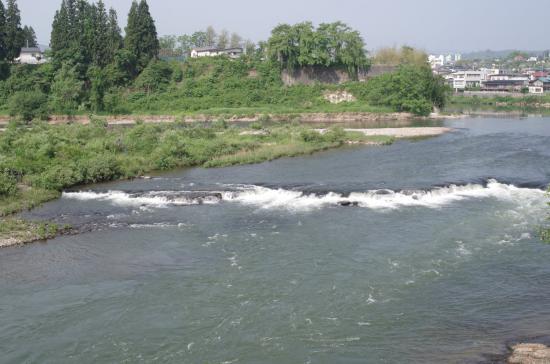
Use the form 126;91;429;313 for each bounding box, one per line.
529;80;544;94
190;47;244;59
16;47;47;65
446;70;489;90
481;74;529;91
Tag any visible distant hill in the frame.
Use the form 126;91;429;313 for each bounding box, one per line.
461;49;547;60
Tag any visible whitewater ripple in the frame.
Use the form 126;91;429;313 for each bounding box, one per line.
62;180;546;212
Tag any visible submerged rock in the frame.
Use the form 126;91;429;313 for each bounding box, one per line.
509;343;550;364
338;201;359;207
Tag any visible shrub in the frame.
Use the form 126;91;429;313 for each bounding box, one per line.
8;91;49;122
77;154;122;184
32;165;83;191
0;172;17;196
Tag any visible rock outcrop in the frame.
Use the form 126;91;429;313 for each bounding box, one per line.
508;343;550;364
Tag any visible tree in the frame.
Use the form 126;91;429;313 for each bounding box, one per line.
5;0;24;61
205;26;216;47
159;35;177;51
106;8;122;63
134;59;173;93
8;90;48;121
124;0;159;71
50;0;71;57
191;31;207;48
177;34;192;55
50;63;84;114
267;21;369;78
90;0;110;67
217;29;229;49
21;25;37;47
244;39;255;55
0;1;7;60
360;64;449;116
230;32;242;48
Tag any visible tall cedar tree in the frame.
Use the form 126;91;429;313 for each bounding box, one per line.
5;0;23;61
106;8;122;62
51;0;121;69
124;0;159;72
22;25;36;47
91;0;109;67
0;1;6;60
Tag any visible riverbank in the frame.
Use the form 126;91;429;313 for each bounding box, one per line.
0;110;452;128
447;94;550;115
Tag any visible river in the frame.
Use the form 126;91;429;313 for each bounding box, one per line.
1;117;549;363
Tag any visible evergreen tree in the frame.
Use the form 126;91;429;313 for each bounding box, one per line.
124;0;158;71
21;25;36;47
5;0;23;61
0;1;6;61
90;0;109;67
106;8;122;61
50;0;70;55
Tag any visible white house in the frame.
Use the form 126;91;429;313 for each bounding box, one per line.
446;70;489;90
16;47;48;65
529;80;544;94
190;47;244;59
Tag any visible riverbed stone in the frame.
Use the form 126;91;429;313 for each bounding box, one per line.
509;343;550;364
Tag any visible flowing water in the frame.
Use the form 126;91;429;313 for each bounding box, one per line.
1;117;550;364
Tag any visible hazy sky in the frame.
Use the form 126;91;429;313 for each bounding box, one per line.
16;0;550;53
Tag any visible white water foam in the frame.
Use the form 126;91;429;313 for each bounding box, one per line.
62;190;221;208
62;180;546;212
223;180;545;211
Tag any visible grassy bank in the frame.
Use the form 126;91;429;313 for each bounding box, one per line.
447;94;550;114
0;121;393;245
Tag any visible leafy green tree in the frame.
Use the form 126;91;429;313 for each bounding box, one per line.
217;29;229;49
50;63;84;114
87;65;107;111
134;59;173;92
176;34;192;55
8;90;49;121
159;35;177;52
230;32;242;48
359;64;449;116
205;26;216;47
104;48;137;86
191;31;207;48
21;25;36;47
5;0;24;61
124;0;159;72
267;21;369;78
244;40;255;55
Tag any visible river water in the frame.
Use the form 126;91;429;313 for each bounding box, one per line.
1;117;550;364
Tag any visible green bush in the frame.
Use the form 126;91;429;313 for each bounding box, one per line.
77;154;122;184
8;91;49;122
33;165;83;191
0;172;17;196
